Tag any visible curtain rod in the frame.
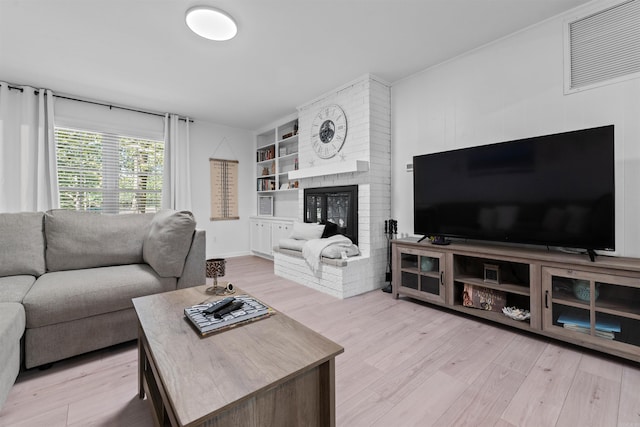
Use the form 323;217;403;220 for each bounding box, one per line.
2;83;193;123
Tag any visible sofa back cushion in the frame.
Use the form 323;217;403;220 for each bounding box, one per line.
143;210;196;277
45;210;155;272
0;212;46;277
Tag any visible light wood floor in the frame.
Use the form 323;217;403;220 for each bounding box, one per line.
1;255;639;427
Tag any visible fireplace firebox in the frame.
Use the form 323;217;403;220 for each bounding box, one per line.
304;185;358;245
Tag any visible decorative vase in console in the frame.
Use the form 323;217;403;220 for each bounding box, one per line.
421;257;434;272
573;280;599;302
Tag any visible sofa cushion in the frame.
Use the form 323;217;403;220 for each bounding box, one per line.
45;210;155;272
0;302;25;346
22;264;176;328
0;302;25;407
143;210;196;277
291;221;325;240
0;212;45;277
0;334;20;408
0;275;37;303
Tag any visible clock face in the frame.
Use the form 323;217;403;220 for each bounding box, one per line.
310;104;347;159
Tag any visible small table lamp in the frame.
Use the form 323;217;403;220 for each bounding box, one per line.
206;258;227;295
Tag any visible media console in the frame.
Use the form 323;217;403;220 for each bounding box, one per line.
392;238;640;362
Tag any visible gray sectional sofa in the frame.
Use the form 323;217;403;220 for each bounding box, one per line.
0;209;206;408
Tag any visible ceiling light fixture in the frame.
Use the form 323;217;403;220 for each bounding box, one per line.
185;6;238;41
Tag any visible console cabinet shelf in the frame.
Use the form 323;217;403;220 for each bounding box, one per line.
542;267;640;357
392;238;640;362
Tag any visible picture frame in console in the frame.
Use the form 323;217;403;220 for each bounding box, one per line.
484;263;501;284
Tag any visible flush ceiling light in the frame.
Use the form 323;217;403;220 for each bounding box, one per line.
185;6;238;41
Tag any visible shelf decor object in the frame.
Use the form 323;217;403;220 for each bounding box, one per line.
573;280;598;301
484;263;501;284
463;283;507;312
502;307;531;321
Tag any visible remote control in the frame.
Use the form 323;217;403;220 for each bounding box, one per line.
203;297;235;314
213;300;245;319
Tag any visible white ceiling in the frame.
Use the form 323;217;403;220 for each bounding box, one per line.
0;0;591;131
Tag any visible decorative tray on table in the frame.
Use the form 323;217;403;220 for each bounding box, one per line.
184;294;275;336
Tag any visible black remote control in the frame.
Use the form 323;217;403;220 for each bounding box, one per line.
203;297;235;314
213;300;245;319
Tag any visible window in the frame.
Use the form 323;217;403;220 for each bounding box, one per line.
54;127;164;213
565;0;640;92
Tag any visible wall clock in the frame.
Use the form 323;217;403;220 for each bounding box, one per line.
310;104;347;159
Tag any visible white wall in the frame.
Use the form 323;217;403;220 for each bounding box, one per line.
188;121;255;259
391;1;640;257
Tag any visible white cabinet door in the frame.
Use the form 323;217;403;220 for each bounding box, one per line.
258;221;273;254
250;219;261;253
271;221;293;248
251;218;293;257
251;219;272;254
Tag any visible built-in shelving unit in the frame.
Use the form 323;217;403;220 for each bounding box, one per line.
256;117;299;193
392;238;640;362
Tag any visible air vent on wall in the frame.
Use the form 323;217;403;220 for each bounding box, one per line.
566;0;640;92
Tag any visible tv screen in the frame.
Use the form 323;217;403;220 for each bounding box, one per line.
413;125;615;251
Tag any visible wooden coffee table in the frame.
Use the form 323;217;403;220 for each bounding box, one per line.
132;285;343;427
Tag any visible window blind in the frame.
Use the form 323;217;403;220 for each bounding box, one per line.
568;0;640;90
55;127;164;214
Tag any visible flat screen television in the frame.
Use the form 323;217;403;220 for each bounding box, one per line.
413;125;615;252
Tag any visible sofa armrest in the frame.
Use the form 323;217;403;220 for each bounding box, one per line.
177;230;206;289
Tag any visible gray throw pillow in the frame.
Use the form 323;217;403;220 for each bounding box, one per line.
0;212;45;277
143;210;196;277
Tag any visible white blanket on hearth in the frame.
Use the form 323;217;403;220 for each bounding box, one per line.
302;234;353;272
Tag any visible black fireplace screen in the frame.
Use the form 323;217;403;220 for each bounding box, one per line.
304;185;358;245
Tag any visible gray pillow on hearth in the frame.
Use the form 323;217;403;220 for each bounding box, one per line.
143;210;196;277
290;221;325;240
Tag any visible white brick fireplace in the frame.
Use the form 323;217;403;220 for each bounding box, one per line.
274;74;392;298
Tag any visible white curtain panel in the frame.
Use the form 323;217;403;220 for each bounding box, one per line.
0;83;59;212
162;113;192;211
